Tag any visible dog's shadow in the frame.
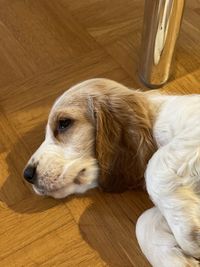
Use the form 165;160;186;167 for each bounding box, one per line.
0;122;62;214
77;190;152;266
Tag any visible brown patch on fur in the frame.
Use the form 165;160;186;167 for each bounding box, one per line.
93;90;156;192
74;176;81;185
73;169;86;185
190;227;200;245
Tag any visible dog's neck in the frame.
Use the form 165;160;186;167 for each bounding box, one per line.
144;91;172;119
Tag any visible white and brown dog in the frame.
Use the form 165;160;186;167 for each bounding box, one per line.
24;79;200;267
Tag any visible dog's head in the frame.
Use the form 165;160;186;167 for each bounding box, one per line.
23;79;155;198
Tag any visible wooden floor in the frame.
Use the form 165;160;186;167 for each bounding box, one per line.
0;0;199;266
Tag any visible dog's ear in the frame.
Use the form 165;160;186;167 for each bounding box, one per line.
93;93;156;192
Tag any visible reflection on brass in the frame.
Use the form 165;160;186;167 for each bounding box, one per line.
139;0;185;88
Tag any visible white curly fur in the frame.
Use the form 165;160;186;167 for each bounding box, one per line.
137;93;200;266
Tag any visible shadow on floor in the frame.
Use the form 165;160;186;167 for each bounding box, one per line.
0;122;62;213
77;190;151;266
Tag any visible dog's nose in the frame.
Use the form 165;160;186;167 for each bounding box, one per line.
23;165;37;184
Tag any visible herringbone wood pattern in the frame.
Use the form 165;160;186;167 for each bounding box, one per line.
0;0;199;266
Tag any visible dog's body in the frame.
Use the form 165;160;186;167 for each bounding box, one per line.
139;94;200;266
24;79;200;266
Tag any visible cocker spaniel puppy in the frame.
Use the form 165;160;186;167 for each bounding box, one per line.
24;79;200;266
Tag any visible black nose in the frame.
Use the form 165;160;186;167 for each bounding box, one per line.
23;165;37;184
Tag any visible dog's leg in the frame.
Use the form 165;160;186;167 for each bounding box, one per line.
136;207;199;267
146;145;200;259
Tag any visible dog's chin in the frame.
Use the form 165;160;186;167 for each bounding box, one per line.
32;180;98;199
32;184;74;199
32;185;46;196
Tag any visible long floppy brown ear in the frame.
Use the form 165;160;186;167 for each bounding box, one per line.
93;92;156;192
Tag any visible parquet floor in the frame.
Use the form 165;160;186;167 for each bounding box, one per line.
0;0;199;266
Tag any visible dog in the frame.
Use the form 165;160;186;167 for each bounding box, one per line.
24;78;200;266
